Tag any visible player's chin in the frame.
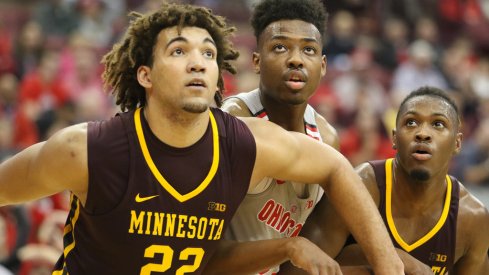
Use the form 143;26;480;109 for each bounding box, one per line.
409;168;431;181
284;96;307;106
183;100;209;113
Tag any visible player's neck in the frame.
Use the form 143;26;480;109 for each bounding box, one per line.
393;164;448;212
143;105;209;148
259;92;308;132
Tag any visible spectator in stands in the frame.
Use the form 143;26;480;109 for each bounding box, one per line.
0;21;14;75
76;0;124;51
391;39;449;107
16;50;69;145
324;10;357;65
340;107;395;167
414;17;443;66
452;117;489;185
60;34;112;121
331;47;388;125
0;74;18;159
373;17;408;72
13;21;44;79
33;0;79;48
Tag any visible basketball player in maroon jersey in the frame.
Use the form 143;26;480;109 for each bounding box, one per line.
282;87;489;275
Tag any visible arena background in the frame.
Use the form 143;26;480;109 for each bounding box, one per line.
0;0;488;274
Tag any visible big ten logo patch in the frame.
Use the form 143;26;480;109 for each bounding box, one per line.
208;202;226;212
429;253;447;263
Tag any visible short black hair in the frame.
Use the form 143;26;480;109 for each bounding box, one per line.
250;0;328;42
396;86;461;128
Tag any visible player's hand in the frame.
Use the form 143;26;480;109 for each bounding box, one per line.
396;249;434;275
286;236;343;275
404;263;434;275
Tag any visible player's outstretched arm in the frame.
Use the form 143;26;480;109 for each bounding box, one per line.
203;237;341;275
242;117;404;275
280;163;375;274
0;123;88;206
336;245;434;275
279;197;351;274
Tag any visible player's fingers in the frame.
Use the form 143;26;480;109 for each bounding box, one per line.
317;266;333;275
308;265;319;275
331;264;343;275
316;262;341;275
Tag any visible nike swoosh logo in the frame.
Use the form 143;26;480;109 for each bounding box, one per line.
135;193;159;203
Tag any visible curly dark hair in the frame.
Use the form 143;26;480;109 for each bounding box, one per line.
250;0;328;42
397;86;461;129
102;3;239;111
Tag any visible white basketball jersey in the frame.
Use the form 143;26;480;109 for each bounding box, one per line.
225;89;325;275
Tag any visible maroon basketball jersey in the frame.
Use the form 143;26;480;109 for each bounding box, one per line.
53;108;256;274
370;158;459;275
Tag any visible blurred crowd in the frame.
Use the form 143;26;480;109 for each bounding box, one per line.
0;0;488;274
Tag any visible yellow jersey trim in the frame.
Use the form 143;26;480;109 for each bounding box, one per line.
53;193;80;275
385;158;452;252
63;195;81;255
134;108;219;202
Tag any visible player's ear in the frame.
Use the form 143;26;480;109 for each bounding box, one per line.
137;65;152;88
321;55;327;77
392;129;397;150
252;52;260;74
454;132;463;155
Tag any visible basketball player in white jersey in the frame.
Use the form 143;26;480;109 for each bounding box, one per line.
222;0;353;273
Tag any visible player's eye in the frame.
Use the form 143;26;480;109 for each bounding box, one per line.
406;119;417;127
203;49;215;59
304;46;317;55
171;48;184;56
272;44;287;53
433;121;446;128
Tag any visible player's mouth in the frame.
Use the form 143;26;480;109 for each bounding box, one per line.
284;71;307;90
411;144;433;161
186;78;207;88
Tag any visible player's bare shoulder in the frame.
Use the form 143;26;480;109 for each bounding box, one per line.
457;184;489;225
354;162;381;206
456;183;489;254
42;123;89;193
313;110;339;150
221;96;253;117
48;123;88;159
